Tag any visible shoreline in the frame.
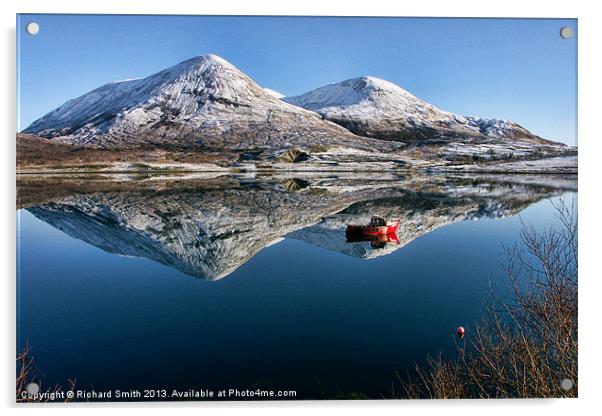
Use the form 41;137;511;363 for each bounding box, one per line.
16;167;579;176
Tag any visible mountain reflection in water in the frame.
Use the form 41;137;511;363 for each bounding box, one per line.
18;173;577;281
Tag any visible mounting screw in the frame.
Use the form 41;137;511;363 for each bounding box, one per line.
26;22;40;35
560;26;573;39
560;378;574;391
26;382;40;395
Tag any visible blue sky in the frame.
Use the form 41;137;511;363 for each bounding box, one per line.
17;15;577;145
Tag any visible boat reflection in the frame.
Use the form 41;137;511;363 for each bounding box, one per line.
346;231;400;249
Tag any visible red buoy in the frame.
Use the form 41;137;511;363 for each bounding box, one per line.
457;326;465;338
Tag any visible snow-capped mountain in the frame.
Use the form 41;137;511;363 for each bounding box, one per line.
20;54;571;171
284;76;554;144
23;54;367;150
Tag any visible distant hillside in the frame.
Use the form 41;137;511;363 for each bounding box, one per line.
284;76;557;145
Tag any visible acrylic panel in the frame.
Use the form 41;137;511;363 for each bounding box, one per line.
16;14;577;402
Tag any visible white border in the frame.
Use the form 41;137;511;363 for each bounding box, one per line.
2;1;600;415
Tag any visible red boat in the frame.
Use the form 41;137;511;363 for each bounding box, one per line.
346;217;400;236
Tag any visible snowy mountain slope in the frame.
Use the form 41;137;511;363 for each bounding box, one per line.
284;76;556;145
23;55;377;151
264;88;285;99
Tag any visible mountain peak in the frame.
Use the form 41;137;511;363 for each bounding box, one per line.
200;53;227;62
22;54;364;150
356;75;406;91
285;75;554;144
23;53;261;138
188;53;237;70
283;76;418;112
157;53;245;85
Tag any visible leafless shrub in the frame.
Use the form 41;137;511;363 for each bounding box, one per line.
16;343;75;403
400;199;577;399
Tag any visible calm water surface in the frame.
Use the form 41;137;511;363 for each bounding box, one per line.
16;174;576;399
